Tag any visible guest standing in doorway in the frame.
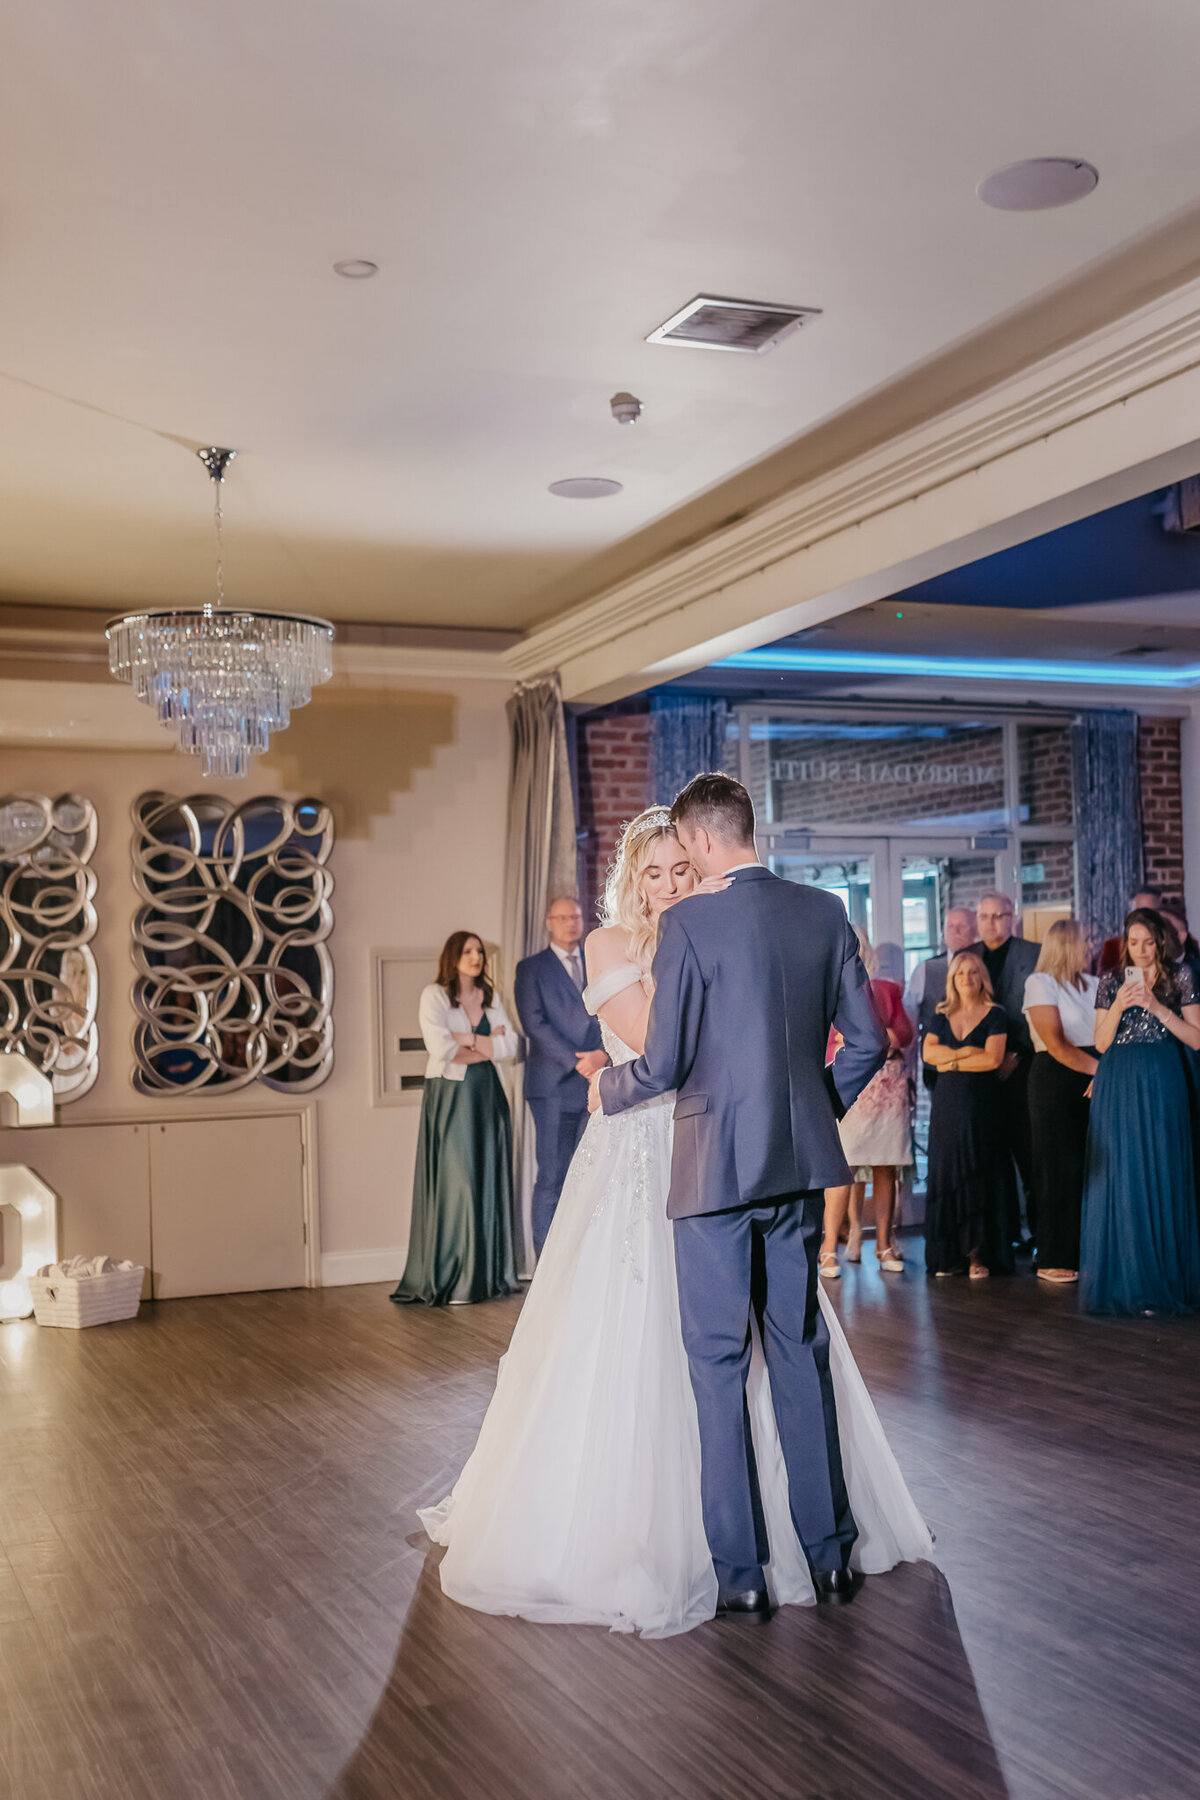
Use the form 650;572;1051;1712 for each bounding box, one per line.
822;939;914;1277
970;892;1038;1244
392;932;522;1306
1023;920;1098;1286
922;952;1014;1279
903;906;977;1091
1081;909;1200;1317
514;897;609;1256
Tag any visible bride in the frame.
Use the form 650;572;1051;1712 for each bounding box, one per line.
420;807;933;1637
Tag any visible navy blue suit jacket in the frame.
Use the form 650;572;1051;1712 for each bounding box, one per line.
598;867;887;1219
513;946;602;1105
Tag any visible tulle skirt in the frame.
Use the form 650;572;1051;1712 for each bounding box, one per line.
1080;1041;1200;1317
419;1089;933;1637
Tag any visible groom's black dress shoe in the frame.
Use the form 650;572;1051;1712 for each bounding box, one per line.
814;1568;860;1606
715;1587;773;1623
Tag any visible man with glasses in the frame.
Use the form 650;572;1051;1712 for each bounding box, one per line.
971;891;1040;1245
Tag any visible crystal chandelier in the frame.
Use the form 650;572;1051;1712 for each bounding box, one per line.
106;448;334;779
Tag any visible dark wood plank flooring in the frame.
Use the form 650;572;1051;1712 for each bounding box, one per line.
2;1245;1197;1800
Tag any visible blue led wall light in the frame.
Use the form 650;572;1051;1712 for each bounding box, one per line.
714;647;1200;689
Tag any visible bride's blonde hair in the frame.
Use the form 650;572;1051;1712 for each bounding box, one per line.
600;806;681;971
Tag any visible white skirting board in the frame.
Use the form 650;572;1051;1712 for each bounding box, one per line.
320;1248;407;1286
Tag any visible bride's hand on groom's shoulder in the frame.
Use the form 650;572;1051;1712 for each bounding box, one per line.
693;874;733;897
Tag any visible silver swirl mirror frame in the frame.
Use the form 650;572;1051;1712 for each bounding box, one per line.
0;792;99;1101
130;791;334;1095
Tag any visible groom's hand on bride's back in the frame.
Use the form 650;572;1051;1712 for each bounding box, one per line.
587;1070;605;1114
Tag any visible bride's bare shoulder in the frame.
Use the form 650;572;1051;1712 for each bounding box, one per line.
585;926;635;972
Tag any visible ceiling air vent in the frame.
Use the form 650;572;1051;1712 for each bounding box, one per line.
646;294;821;355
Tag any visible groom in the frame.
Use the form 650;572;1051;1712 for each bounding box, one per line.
589;772;886;1619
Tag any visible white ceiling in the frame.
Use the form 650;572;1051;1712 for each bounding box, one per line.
5;0;1200;629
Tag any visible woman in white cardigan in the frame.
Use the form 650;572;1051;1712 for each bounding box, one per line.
391;932;522;1305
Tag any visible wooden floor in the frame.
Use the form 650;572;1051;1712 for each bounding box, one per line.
2;1246;1198;1800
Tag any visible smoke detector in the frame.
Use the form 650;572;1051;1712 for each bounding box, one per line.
646;294;820;354
610;391;643;425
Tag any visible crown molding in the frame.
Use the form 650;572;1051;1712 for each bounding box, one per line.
507;271;1200;699
332;642;508;682
0;623;510;683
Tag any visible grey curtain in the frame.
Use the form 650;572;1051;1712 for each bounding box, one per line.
650;694;729;805
501;676;578;1271
1070;709;1143;943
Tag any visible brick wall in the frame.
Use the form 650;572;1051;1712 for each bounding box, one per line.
1138;717;1186;908
574;702;652;925
1017;724;1073;826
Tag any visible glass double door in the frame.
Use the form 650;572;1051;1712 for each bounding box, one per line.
765;836;1003;979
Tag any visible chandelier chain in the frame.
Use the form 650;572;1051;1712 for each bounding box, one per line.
213;471;225;610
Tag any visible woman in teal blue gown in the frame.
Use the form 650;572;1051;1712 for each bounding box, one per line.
392;932;521;1307
1081;909;1200;1317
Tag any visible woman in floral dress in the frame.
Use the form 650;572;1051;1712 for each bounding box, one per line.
821;938;914;1276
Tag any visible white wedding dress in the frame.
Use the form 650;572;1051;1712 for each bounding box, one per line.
420;962;933;1637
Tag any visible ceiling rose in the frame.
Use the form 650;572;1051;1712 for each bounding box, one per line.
105;449;334;780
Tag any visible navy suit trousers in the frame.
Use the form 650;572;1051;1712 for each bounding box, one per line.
672;1192;857;1593
528;1098;589;1256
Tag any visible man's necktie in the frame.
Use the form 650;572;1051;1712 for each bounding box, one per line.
568;951;584;992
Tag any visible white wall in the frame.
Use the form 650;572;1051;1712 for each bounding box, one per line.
0;670;512;1283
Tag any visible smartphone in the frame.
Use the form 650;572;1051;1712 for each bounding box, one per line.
1124;966;1142;986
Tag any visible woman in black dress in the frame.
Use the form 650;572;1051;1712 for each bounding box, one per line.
922;951;1014;1280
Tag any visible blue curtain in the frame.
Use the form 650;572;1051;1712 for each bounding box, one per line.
1070;709;1143;942
650;695;729;807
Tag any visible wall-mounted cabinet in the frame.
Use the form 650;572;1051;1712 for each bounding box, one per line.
11;1108;314;1299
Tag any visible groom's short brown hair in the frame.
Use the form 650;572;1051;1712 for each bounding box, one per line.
670;772;756;845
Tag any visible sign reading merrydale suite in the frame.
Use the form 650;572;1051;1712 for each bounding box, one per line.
769;757;1002;787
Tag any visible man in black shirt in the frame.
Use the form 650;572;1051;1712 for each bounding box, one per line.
970;891;1040;1243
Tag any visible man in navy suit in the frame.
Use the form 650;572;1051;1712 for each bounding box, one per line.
515;897;608;1256
590;774;886;1619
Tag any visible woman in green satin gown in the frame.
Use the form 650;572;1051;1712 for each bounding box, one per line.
391;932;522;1306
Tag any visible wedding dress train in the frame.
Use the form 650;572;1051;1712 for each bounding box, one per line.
420;963;933;1637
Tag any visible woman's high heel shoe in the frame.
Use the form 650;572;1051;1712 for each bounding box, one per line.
819;1250;841;1280
846;1229;863;1264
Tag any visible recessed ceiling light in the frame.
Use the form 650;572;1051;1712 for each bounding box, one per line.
333;259;379;278
548;478;623;499
977;159;1098;212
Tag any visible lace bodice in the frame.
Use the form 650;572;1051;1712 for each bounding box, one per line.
1097;964;1198;1045
584;962;650;1068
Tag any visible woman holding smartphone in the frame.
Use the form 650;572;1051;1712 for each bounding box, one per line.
1081;908;1200;1316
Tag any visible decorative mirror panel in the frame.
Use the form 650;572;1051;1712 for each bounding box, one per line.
130;792;334;1095
0;793;98;1101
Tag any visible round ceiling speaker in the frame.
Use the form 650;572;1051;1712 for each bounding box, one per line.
548;477;624;499
977;158;1099;212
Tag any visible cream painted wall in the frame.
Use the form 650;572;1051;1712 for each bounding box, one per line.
0;672;512;1283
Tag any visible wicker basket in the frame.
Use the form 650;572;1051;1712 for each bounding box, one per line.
30;1259;144;1329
